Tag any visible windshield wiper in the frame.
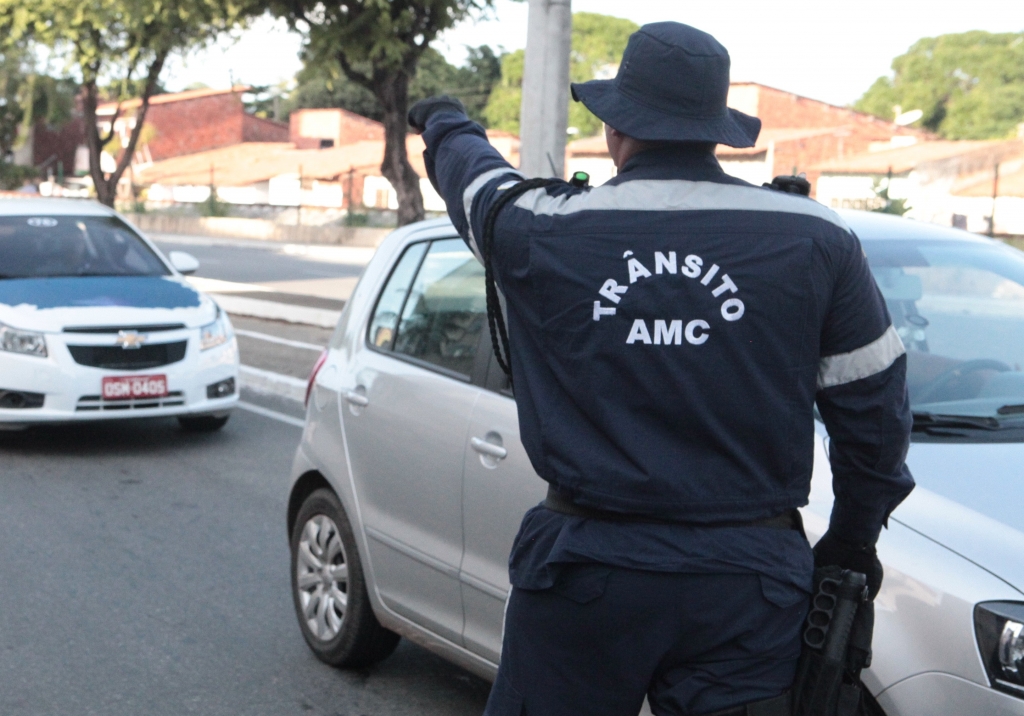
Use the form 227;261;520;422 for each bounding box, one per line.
912;411;1001;431
997;404;1024;416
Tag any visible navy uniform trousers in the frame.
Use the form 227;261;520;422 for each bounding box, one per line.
485;564;807;716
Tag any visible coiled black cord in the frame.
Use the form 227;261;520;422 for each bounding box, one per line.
480;177;561;388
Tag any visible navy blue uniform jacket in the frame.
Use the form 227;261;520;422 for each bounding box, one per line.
421;112;914;592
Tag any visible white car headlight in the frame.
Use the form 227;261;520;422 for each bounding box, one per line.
200;316;230;351
0;323;47;357
976;602;1024;698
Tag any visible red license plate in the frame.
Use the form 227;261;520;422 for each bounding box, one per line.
101;375;168;401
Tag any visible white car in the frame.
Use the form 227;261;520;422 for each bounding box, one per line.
0;199;238;431
287;212;1024;715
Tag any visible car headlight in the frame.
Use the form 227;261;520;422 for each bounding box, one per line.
975;602;1024;698
0;323;47;357
200;316;230;351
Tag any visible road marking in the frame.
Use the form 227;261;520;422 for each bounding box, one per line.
234;329;324;352
239;365;308;402
187;276;273;294
236;401;305;428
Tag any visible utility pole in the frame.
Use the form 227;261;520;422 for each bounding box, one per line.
990;162;1000;237
519;0;572;178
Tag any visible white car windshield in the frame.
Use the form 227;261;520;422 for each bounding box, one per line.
0;215;169;278
864;238;1024;422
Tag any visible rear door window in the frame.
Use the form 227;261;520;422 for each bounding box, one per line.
368;238;487;380
394;239;487;378
368;241;428;349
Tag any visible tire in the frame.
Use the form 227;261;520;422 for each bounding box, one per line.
177;414;230;432
290;488;400;667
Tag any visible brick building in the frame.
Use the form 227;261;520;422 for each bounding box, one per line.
95;86;289;165
565;82;929;196
136;127;518;213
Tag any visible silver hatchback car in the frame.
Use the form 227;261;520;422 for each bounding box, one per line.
287;211;1024;715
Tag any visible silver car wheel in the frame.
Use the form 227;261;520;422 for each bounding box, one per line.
296;514;349;641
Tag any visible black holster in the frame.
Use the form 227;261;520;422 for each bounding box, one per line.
792;567;884;716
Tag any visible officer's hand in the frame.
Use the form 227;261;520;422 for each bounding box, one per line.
813;530;884;600
408;95;467;134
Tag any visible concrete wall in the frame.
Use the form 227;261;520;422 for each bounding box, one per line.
289;108;384;150
124;213;390;247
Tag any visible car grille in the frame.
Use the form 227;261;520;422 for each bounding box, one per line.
63;323;186;334
75;391;185;412
66;341;188;369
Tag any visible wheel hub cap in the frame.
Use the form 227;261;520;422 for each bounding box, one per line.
296;514;349;642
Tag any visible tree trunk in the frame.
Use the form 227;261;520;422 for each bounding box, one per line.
374;71;424;226
82;53;167;208
82;80;115;207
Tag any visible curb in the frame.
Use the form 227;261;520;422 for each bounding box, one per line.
239;365;307;402
217;294;342;328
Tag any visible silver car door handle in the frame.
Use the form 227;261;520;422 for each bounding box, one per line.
470;437;507;460
343;390;369;407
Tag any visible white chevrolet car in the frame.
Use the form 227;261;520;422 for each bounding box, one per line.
0;199;238;430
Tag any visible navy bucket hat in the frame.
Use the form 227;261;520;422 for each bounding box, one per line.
571;22;761;148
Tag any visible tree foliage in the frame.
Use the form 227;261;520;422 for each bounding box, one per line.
284;45;501;126
483;11;638;137
272;0;496;226
1;0;259;206
0;47;76;161
855;31;1024;140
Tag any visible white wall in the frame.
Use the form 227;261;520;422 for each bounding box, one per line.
268;174;343;208
566;157;617;187
948;195;1024;235
361;176;446;212
719;157;771;187
816;174;914;212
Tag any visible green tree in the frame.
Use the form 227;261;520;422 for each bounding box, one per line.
284;45;502;126
1;0;260;206
0;48;76;188
0;48;75;159
271;0;498;226
855;31;1024;139
483;11;638;137
871;178;911;216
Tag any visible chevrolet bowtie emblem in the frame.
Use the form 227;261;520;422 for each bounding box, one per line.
115;330;147;350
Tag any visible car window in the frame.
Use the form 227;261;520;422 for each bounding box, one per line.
0;216;169;278
864;239;1024;418
391;238;486;378
368;241;429;350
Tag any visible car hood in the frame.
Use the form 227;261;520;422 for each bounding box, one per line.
896;440;1024;594
0;276;217;331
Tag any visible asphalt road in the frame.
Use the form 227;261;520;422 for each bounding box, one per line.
0;236;494;715
0;409;491;716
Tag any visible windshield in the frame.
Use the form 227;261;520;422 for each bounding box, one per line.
0;215;169;278
863;238;1024;423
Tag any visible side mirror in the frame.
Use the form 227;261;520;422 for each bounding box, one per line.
168;250;200;275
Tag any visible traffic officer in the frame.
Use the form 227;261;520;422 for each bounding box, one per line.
408;21;914;716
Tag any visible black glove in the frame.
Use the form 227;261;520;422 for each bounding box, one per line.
813;530;884;600
408;95;467;133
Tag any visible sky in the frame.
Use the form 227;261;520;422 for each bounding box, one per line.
164;1;1024;110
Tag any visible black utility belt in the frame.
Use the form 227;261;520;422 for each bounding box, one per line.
543;487;801;531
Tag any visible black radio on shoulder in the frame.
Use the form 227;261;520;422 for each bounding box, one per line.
764;174;811;197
